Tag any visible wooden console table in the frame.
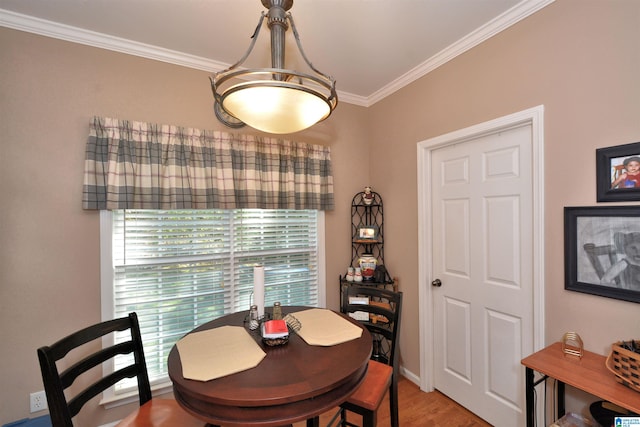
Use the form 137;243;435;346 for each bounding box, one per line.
521;342;640;427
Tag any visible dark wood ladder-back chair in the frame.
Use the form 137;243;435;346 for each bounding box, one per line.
332;284;403;427
37;312;204;427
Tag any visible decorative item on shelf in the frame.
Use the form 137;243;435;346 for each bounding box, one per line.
374;264;387;283
353;267;363;282
363;186;374;205
359;253;377;281
357;225;378;241
562;331;584;358
346;267;354;282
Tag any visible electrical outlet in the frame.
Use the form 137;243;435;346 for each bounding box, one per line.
30;391;48;413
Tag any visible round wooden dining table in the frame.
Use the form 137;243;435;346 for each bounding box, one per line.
167;306;372;427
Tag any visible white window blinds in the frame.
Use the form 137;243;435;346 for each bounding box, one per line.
103;209;321;392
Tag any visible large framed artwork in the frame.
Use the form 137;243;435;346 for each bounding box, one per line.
596;141;640;202
565;206;640;303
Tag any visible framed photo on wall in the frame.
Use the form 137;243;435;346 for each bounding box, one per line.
596;141;640;202
565;206;640;303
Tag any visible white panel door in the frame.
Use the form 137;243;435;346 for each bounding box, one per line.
431;123;533;426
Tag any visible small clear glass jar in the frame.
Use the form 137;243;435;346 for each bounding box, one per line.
273;302;282;320
249;304;259;330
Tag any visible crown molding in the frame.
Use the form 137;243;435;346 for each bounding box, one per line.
336;90;369;107
366;0;555;106
1;0;554;108
0;9;228;72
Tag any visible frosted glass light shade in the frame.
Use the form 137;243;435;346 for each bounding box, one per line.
210;1;337;133
221;86;331;134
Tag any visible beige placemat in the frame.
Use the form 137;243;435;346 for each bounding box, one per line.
176;325;266;381
293;308;363;346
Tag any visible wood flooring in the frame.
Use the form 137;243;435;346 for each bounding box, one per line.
293;376;493;427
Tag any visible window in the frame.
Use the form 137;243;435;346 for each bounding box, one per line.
100;209;324;397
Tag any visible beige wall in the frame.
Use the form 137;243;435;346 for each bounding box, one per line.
367;0;640;385
0;28;370;425
1;0;639;424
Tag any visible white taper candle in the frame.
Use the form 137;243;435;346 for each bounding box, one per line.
253;265;265;317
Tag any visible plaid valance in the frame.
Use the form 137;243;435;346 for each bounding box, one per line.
82;117;334;210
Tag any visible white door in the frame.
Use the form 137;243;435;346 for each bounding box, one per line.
418;107;544;427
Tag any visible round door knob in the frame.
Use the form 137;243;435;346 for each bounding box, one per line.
431;279;442;287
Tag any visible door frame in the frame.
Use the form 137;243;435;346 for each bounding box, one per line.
416;105;546;393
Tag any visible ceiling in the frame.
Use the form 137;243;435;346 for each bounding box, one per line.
0;0;553;106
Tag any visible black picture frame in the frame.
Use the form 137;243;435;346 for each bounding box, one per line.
596;141;640;202
357;225;378;241
565;206;640;303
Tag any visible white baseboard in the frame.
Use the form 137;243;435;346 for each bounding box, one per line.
400;365;420;386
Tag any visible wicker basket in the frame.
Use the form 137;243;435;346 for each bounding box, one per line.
606;341;640;392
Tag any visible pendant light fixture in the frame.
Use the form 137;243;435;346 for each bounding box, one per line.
210;0;338;134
